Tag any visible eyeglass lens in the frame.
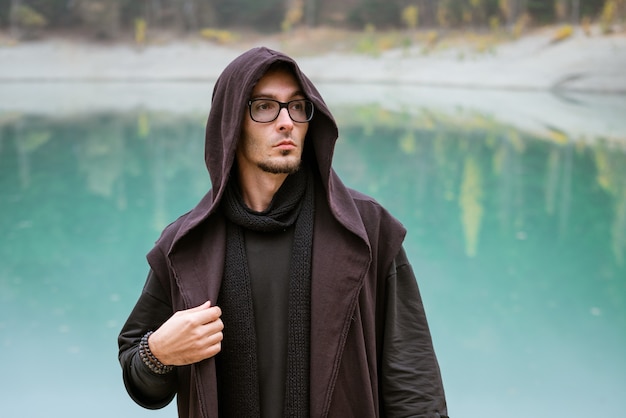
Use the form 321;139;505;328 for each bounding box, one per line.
249;99;313;123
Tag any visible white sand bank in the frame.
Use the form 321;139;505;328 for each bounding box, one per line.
1;27;625;91
1;28;625;144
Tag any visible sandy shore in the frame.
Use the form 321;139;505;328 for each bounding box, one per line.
1;26;625;91
1;27;625;144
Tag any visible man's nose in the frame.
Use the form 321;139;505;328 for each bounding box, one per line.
276;108;294;128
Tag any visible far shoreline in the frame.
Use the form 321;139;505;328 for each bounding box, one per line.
1;26;625;145
1;25;625;91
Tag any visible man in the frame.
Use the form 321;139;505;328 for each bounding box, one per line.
118;47;448;418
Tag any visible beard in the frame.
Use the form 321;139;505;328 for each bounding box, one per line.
258;157;301;175
256;148;302;174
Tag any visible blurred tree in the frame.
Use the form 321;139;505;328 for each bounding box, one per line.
282;0;304;32
317;0;357;25
75;0;121;39
469;0;488;27
9;0;23;35
181;0;198;31
499;0;521;28
302;0;318;26
526;0;607;25
571;0;581;22
554;0;584;23
9;0;48;39
19;0;79;26
347;0;402;28
531;1;558;23
401;4;418;30
213;0;284;31
0;0;622;36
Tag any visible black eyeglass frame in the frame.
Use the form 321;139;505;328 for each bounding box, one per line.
247;98;315;123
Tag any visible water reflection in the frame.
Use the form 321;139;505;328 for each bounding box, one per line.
1;85;625;417
333;103;626;264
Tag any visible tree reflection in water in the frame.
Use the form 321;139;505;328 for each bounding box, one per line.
1;92;625;417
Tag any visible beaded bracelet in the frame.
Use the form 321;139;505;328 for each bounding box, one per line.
139;331;175;375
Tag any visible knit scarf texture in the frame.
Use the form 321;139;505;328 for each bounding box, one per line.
218;167;313;418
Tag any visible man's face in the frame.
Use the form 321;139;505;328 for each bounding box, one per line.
237;68;309;175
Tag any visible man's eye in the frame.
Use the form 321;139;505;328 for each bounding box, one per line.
254;101;276;111
290;101;304;111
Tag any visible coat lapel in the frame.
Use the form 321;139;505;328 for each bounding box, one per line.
169;214;227;418
310;189;371;417
169;214;226;309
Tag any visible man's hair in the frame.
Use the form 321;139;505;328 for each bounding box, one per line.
266;61;296;76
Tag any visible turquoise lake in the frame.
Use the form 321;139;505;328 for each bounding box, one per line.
1;83;625;417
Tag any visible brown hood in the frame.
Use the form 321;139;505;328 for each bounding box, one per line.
205;46;338;210
164;46;369;254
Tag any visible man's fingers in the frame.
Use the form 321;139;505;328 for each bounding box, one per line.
195;306;222;325
183;301;219;323
186;300;212;313
203;330;223;357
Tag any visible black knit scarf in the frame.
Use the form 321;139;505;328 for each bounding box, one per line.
218;166;313;418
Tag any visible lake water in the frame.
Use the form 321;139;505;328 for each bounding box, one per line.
1;83;625;417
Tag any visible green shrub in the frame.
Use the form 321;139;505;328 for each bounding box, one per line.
13;5;47;28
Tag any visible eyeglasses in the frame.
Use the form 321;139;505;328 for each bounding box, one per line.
248;98;314;123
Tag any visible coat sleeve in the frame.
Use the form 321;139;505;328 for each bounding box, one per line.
381;247;449;418
118;270;177;409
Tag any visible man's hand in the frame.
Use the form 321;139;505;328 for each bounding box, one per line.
148;301;223;366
